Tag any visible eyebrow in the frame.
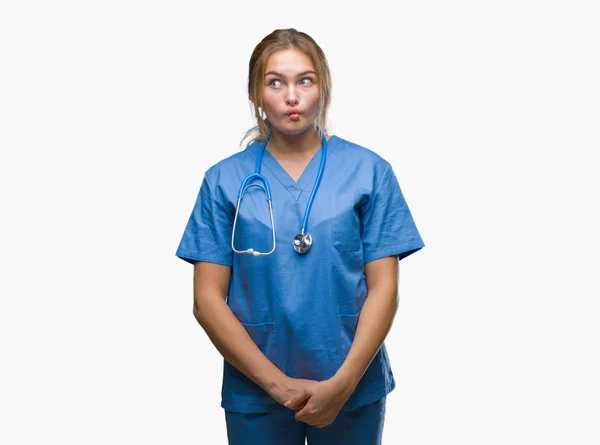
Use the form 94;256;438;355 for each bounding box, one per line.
264;70;316;78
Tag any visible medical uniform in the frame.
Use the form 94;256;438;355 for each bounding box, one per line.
176;134;424;442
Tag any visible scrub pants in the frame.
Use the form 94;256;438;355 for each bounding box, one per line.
224;397;386;445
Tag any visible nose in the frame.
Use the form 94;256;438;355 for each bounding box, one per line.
285;85;299;106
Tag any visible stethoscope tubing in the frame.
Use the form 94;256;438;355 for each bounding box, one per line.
232;127;327;255
301;134;327;233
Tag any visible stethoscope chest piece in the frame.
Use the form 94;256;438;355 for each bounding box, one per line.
293;233;312;254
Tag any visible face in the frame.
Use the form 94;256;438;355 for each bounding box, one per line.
261;48;320;136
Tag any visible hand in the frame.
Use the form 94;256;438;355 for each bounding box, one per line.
266;376;319;409
284;377;355;428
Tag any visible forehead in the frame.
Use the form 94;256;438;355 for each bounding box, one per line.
264;49;315;75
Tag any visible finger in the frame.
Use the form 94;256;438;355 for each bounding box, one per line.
291;399;308;411
284;392;301;408
284;390;310;409
294;404;313;423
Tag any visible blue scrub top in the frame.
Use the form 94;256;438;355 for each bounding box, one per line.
176;135;425;413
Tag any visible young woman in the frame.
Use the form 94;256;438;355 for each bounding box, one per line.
176;28;424;445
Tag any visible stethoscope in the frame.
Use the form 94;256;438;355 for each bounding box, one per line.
231;128;327;256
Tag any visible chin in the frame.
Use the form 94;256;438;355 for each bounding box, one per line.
273;122;316;136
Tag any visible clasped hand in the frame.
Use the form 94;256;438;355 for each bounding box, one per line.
270;376;354;428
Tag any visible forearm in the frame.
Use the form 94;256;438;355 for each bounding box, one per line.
333;288;398;390
193;296;286;392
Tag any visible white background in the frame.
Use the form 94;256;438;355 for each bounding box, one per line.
1;1;599;444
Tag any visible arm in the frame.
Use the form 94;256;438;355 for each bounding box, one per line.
192;261;316;405
332;255;399;392
333;164;422;388
289;164;423;426
288;255;399;426
192;261;285;391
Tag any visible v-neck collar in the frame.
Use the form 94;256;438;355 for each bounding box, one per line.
248;135;339;201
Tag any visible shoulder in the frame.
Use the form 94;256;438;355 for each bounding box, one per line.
203;141;259;185
329;135;392;178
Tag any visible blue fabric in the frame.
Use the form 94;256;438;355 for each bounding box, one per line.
176;135;425;413
224;396;386;445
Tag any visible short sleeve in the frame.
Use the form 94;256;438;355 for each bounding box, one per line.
175;174;233;266
361;164;425;263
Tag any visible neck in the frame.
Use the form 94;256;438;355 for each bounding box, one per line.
266;127;324;157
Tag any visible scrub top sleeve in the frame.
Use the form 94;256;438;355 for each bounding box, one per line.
361;164;425;263
175;174;234;267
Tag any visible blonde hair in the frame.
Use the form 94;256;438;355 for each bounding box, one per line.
240;28;332;147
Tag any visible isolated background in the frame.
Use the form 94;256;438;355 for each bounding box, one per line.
1;1;599;444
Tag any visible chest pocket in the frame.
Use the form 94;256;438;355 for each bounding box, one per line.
331;193;361;252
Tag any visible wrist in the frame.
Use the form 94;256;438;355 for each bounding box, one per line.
331;368;360;395
259;369;289;394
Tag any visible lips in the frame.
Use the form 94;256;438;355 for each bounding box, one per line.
286;109;300;120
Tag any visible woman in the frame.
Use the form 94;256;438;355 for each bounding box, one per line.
176;28;424;445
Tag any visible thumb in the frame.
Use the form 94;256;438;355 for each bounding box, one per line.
284;389;310;410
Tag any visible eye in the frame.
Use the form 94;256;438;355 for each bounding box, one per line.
300;78;314;86
269;79;282;88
